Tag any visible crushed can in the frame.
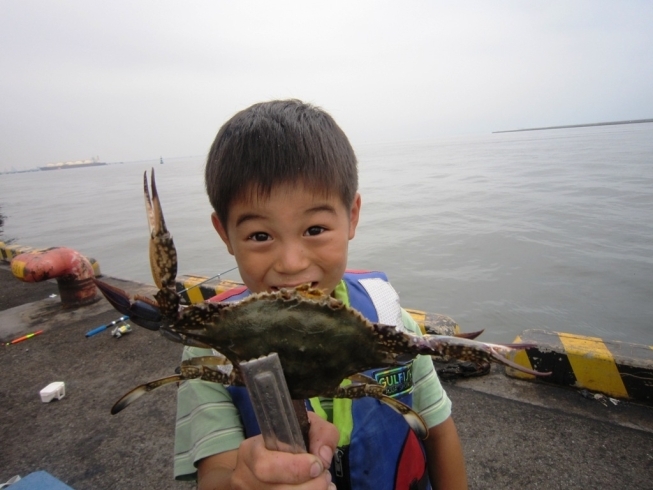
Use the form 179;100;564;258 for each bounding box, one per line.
111;323;133;338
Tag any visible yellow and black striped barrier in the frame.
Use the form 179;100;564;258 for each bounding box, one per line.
0;242;37;261
0;241;102;276
506;329;653;405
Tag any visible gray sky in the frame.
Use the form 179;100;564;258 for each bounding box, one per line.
1;1;652;170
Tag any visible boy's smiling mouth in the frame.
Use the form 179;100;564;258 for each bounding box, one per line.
271;282;318;291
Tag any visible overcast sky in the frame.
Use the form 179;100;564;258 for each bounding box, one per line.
1;1;652;170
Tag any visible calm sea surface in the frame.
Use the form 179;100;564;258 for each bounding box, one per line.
1;123;652;345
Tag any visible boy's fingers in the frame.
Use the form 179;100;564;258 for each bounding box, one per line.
306;411;339;468
236;435;329;487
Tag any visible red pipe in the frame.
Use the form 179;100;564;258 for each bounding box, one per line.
11;247;99;307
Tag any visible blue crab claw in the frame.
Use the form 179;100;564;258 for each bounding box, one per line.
93;279;163;331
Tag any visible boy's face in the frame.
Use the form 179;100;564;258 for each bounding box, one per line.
212;183;361;295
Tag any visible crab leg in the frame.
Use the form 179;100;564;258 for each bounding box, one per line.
111;374;183;414
111;357;237;414
333;381;428;439
420;335;549;376
453;329;484;340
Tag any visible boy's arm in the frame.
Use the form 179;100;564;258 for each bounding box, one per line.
424;416;468;490
197;449;236;489
197;411;338;490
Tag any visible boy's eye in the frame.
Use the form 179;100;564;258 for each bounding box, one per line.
305;226;325;237
249;232;270;242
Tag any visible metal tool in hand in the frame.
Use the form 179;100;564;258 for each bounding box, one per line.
240;353;309;453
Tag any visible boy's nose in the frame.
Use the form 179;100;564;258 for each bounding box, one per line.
274;242;310;275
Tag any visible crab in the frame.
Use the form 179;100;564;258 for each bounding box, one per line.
94;169;548;439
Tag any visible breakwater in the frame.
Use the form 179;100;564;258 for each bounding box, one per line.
493;117;653;133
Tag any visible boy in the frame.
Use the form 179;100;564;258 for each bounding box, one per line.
174;100;468;489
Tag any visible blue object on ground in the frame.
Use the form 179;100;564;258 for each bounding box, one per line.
8;471;74;490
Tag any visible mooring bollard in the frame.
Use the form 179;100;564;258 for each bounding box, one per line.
11;247;99;307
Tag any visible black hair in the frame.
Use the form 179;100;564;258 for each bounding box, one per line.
205;99;358;226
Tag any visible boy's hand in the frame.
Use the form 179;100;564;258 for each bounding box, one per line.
198;411;338;489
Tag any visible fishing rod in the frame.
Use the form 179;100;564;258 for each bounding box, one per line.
86;316;129;338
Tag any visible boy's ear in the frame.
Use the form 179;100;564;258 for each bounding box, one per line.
211;212;234;255
348;193;362;240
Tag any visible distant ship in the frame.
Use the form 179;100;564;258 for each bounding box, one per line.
40;158;107;171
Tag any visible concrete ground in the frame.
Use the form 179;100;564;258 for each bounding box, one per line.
1;264;652;489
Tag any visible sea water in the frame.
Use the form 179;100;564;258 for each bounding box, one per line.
1;123;652;345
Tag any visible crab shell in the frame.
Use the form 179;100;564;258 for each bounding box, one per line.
164;284;425;400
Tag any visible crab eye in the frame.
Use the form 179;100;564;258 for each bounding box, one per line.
249;232;270;242
305;226;325;237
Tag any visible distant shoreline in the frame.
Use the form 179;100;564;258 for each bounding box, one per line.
39;161;106;171
493;118;653;134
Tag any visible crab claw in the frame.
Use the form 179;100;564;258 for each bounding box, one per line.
93;279;163;331
144;169;178;292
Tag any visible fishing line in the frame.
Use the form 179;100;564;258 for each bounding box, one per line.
177;265;239;294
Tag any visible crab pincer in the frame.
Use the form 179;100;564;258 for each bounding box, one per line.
144;169;177;289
